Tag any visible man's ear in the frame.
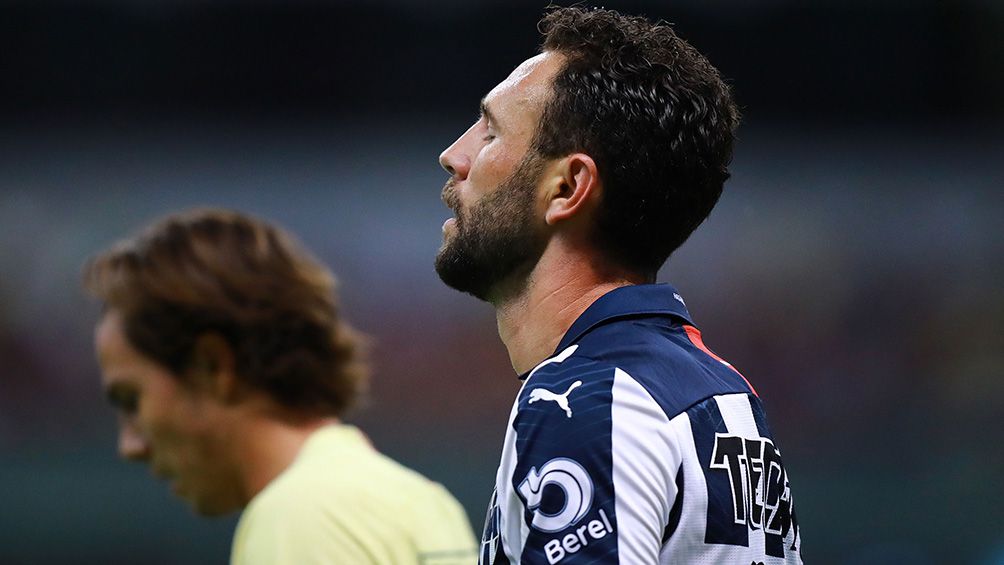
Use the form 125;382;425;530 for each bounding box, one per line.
188;333;239;403
544;153;601;226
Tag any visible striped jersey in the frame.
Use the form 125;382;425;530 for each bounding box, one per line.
479;284;803;564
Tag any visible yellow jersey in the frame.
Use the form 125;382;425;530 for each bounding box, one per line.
231;425;477;565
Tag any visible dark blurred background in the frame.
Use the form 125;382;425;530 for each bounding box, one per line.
1;1;1002;563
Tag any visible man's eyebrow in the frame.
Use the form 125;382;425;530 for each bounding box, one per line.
480;98;498;126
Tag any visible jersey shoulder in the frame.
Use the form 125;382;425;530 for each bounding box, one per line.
570;316;755;420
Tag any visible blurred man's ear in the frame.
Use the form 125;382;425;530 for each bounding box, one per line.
189;333;239;403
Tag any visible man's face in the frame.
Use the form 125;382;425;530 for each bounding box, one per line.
435;52;563;302
95;311;241;516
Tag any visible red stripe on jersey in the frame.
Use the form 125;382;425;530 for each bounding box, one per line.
682;324;758;397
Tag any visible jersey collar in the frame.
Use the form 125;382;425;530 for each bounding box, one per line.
555;283;694;353
515;283;695;381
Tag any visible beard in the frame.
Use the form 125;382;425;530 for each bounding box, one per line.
435;153;548;303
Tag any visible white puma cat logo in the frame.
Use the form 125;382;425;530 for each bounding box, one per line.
528;381;583;418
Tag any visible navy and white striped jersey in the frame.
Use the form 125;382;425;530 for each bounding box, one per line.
479;284;802;564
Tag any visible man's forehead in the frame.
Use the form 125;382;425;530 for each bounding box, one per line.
502;52;552;89
95;311;126;358
95;311;145;385
484;51;562;112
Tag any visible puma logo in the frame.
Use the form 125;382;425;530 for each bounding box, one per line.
528;381;583;418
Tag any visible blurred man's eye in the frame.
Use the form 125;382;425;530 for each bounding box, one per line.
119;394;138;415
107;388;139;415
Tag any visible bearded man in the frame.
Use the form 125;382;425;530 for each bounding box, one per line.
435;6;803;564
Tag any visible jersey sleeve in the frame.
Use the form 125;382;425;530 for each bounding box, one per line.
506;354;683;564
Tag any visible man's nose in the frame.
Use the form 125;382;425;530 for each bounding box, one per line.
439;124;478;180
118;420;150;462
439;143;470;180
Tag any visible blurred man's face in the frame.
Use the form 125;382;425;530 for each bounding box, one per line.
95;311;241;516
435;52;564;302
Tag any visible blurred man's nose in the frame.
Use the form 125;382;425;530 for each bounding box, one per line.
118;421;150;462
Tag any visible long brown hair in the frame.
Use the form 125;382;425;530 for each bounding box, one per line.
83;208;367;417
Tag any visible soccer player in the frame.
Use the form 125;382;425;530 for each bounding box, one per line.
435;6;803;564
85;209;477;565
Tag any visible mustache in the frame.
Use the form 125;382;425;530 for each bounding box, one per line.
441;179;461;212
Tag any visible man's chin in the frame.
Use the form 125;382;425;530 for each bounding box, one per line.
434;255;489;301
188;495;241;517
173;482;241;517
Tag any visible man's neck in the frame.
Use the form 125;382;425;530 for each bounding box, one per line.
494;247;637;375
230;410;339;506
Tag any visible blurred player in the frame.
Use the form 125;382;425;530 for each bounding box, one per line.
435;6;803;564
85;209;477;565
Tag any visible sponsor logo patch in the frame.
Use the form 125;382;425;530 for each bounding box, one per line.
518;457;593;533
542;508;615;564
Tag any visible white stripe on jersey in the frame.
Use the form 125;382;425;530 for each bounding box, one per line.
610;368;677;563
717;393;760;439
527;345;578;380
716;393;768;557
661;404;710;560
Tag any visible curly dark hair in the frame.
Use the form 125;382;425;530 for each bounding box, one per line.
535;6;740;280
83;208;368;417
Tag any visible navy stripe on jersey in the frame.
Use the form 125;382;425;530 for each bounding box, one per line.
511;357;619;563
749;396;784;558
749;394;773;439
749;395;800;556
687;396;750;548
662;466;685;544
